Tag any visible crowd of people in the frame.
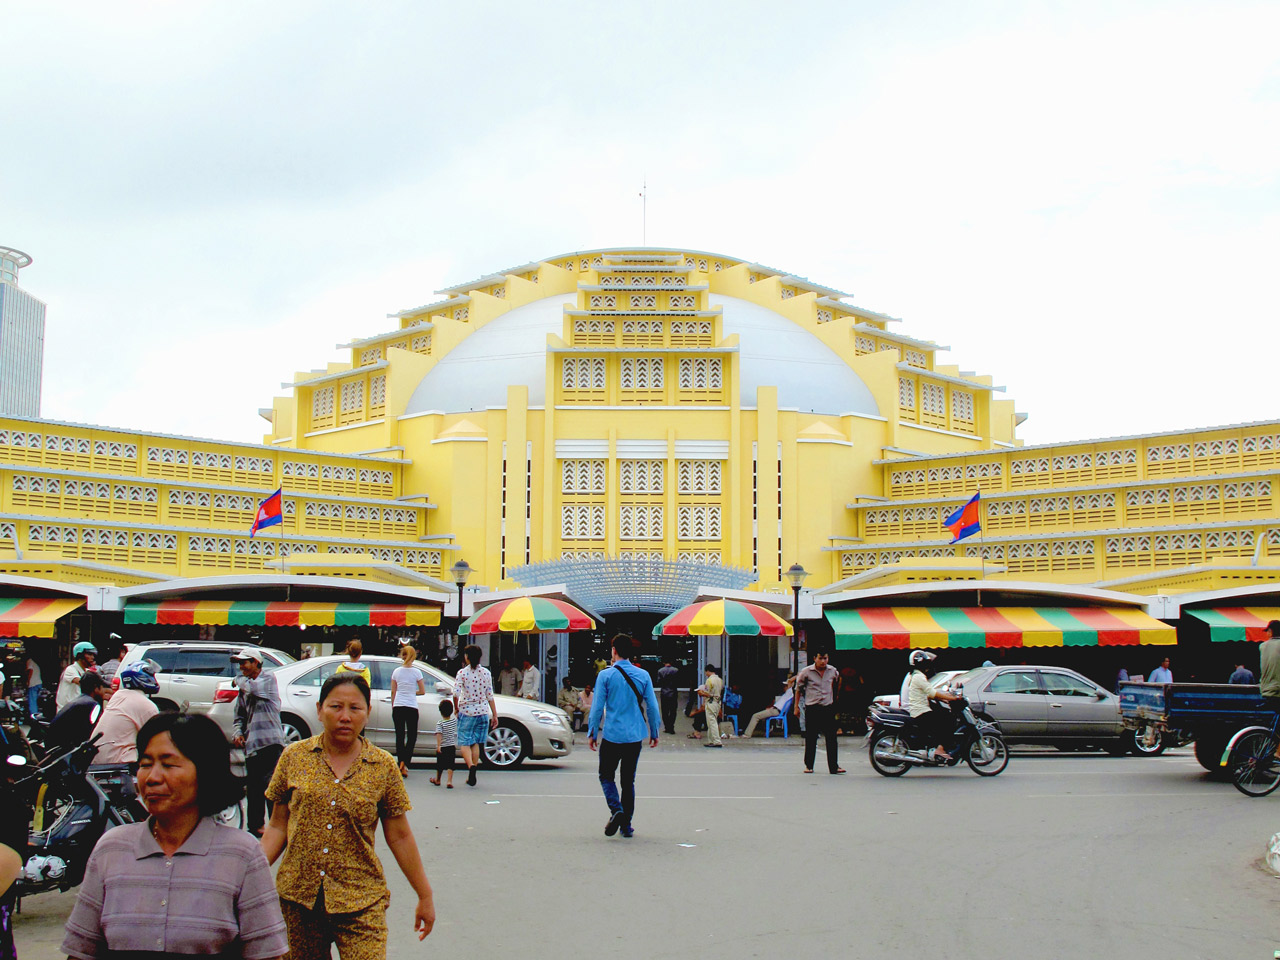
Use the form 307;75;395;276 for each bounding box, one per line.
11;624;1280;959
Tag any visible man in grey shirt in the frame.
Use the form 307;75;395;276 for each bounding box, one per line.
793;650;844;774
230;647;287;837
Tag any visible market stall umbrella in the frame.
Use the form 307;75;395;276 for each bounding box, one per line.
459;596;595;636
653;599;794;637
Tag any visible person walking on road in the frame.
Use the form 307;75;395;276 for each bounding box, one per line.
63;713;288;960
588;634;660;838
453;644;498;787
696;665;725;747
794;650;844;774
390;645;427;777
231;646;288;837
656;659;679;734
334;639;371;687
263;673;436;958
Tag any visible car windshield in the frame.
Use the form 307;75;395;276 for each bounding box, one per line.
950;669;987;690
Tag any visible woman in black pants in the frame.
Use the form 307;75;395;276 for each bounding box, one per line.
390;644;427;776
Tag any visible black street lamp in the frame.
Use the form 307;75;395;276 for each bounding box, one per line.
450;559;472;621
784;562;809;675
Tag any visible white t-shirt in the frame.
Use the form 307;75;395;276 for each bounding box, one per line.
391;666;424;707
906;671;934;718
57;662;87;711
26;658;42;687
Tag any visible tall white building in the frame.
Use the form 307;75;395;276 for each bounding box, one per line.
0;247;44;417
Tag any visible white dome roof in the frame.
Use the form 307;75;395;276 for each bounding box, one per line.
403;293;880;417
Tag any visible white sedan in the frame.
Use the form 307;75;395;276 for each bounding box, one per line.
208;654;573;768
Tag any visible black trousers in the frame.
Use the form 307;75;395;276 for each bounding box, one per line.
803;703;840;772
393;706;419;767
598;739;643;825
245;744;283;834
660;694;678;733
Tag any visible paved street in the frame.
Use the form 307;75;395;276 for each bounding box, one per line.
14;736;1280;959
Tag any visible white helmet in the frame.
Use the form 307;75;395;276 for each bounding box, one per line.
909;650;936;669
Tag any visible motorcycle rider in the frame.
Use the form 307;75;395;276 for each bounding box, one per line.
906;650;960;761
44;671;110;756
92;660;160;764
56;641;97;712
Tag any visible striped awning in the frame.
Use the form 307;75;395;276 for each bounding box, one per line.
825;606;1176;650
0;597;86;638
123;601;441;628
1185;607;1280;642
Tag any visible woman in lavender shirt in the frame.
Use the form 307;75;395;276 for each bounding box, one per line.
63;713;287;959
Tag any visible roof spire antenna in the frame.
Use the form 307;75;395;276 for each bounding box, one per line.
639;177;646;246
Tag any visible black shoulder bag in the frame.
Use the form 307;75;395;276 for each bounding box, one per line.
613;663;649;725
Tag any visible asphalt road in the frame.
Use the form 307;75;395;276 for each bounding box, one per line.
14;736;1280;960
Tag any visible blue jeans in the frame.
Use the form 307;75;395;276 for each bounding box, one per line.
26;685;41;719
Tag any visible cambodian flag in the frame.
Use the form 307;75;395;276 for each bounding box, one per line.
943;492;981;543
250;488;283;538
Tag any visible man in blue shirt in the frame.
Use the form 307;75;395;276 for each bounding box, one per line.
588;634;660;839
1149;657;1173;684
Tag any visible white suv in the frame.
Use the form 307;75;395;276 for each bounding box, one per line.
120;642;295;716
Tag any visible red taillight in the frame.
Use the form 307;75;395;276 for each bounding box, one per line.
213;688;238;703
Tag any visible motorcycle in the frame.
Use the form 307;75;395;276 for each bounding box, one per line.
867;696;1009;777
10;731;145;897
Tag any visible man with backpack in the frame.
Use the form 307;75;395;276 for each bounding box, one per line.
588;635;660;839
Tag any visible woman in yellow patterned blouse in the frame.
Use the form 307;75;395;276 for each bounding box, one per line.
262;673;435;959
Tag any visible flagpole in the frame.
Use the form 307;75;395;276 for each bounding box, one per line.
977;493;986;607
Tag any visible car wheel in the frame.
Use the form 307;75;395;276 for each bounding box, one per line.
1194;735;1229;774
483;722;529;768
280;714;309;743
1131;724;1165;756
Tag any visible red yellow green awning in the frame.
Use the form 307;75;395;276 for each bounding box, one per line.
123;600;441;628
0;597;86;638
1185;607;1280;642
826;606;1175;650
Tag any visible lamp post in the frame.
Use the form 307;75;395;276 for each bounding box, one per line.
450;559;472;621
784;562;809;676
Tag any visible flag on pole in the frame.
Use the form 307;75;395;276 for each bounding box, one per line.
943;492;982;544
250;488;283;538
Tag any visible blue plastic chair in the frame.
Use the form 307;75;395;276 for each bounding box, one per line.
764;714;788;738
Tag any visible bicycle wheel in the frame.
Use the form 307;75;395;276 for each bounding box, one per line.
1230;731;1280;798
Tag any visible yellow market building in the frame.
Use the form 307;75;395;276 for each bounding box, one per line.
0;247;1277;697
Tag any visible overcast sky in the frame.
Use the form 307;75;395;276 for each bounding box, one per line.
2;2;1276;448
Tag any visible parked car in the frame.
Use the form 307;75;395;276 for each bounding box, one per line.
949;664;1135;754
120;641;295;714
208;654;573;768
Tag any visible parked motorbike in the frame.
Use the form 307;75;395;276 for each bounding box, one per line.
10;729;146;897
867;696;1009;777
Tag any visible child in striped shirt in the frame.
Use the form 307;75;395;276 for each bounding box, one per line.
430;699;457;788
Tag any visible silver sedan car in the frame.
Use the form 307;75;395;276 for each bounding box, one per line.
209;654;573;768
950;664;1135;754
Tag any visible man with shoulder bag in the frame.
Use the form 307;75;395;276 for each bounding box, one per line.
588;635;660;839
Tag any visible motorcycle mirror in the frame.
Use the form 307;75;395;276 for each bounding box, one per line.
90;705;102;724
435;683;453;696
5;753;26;767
